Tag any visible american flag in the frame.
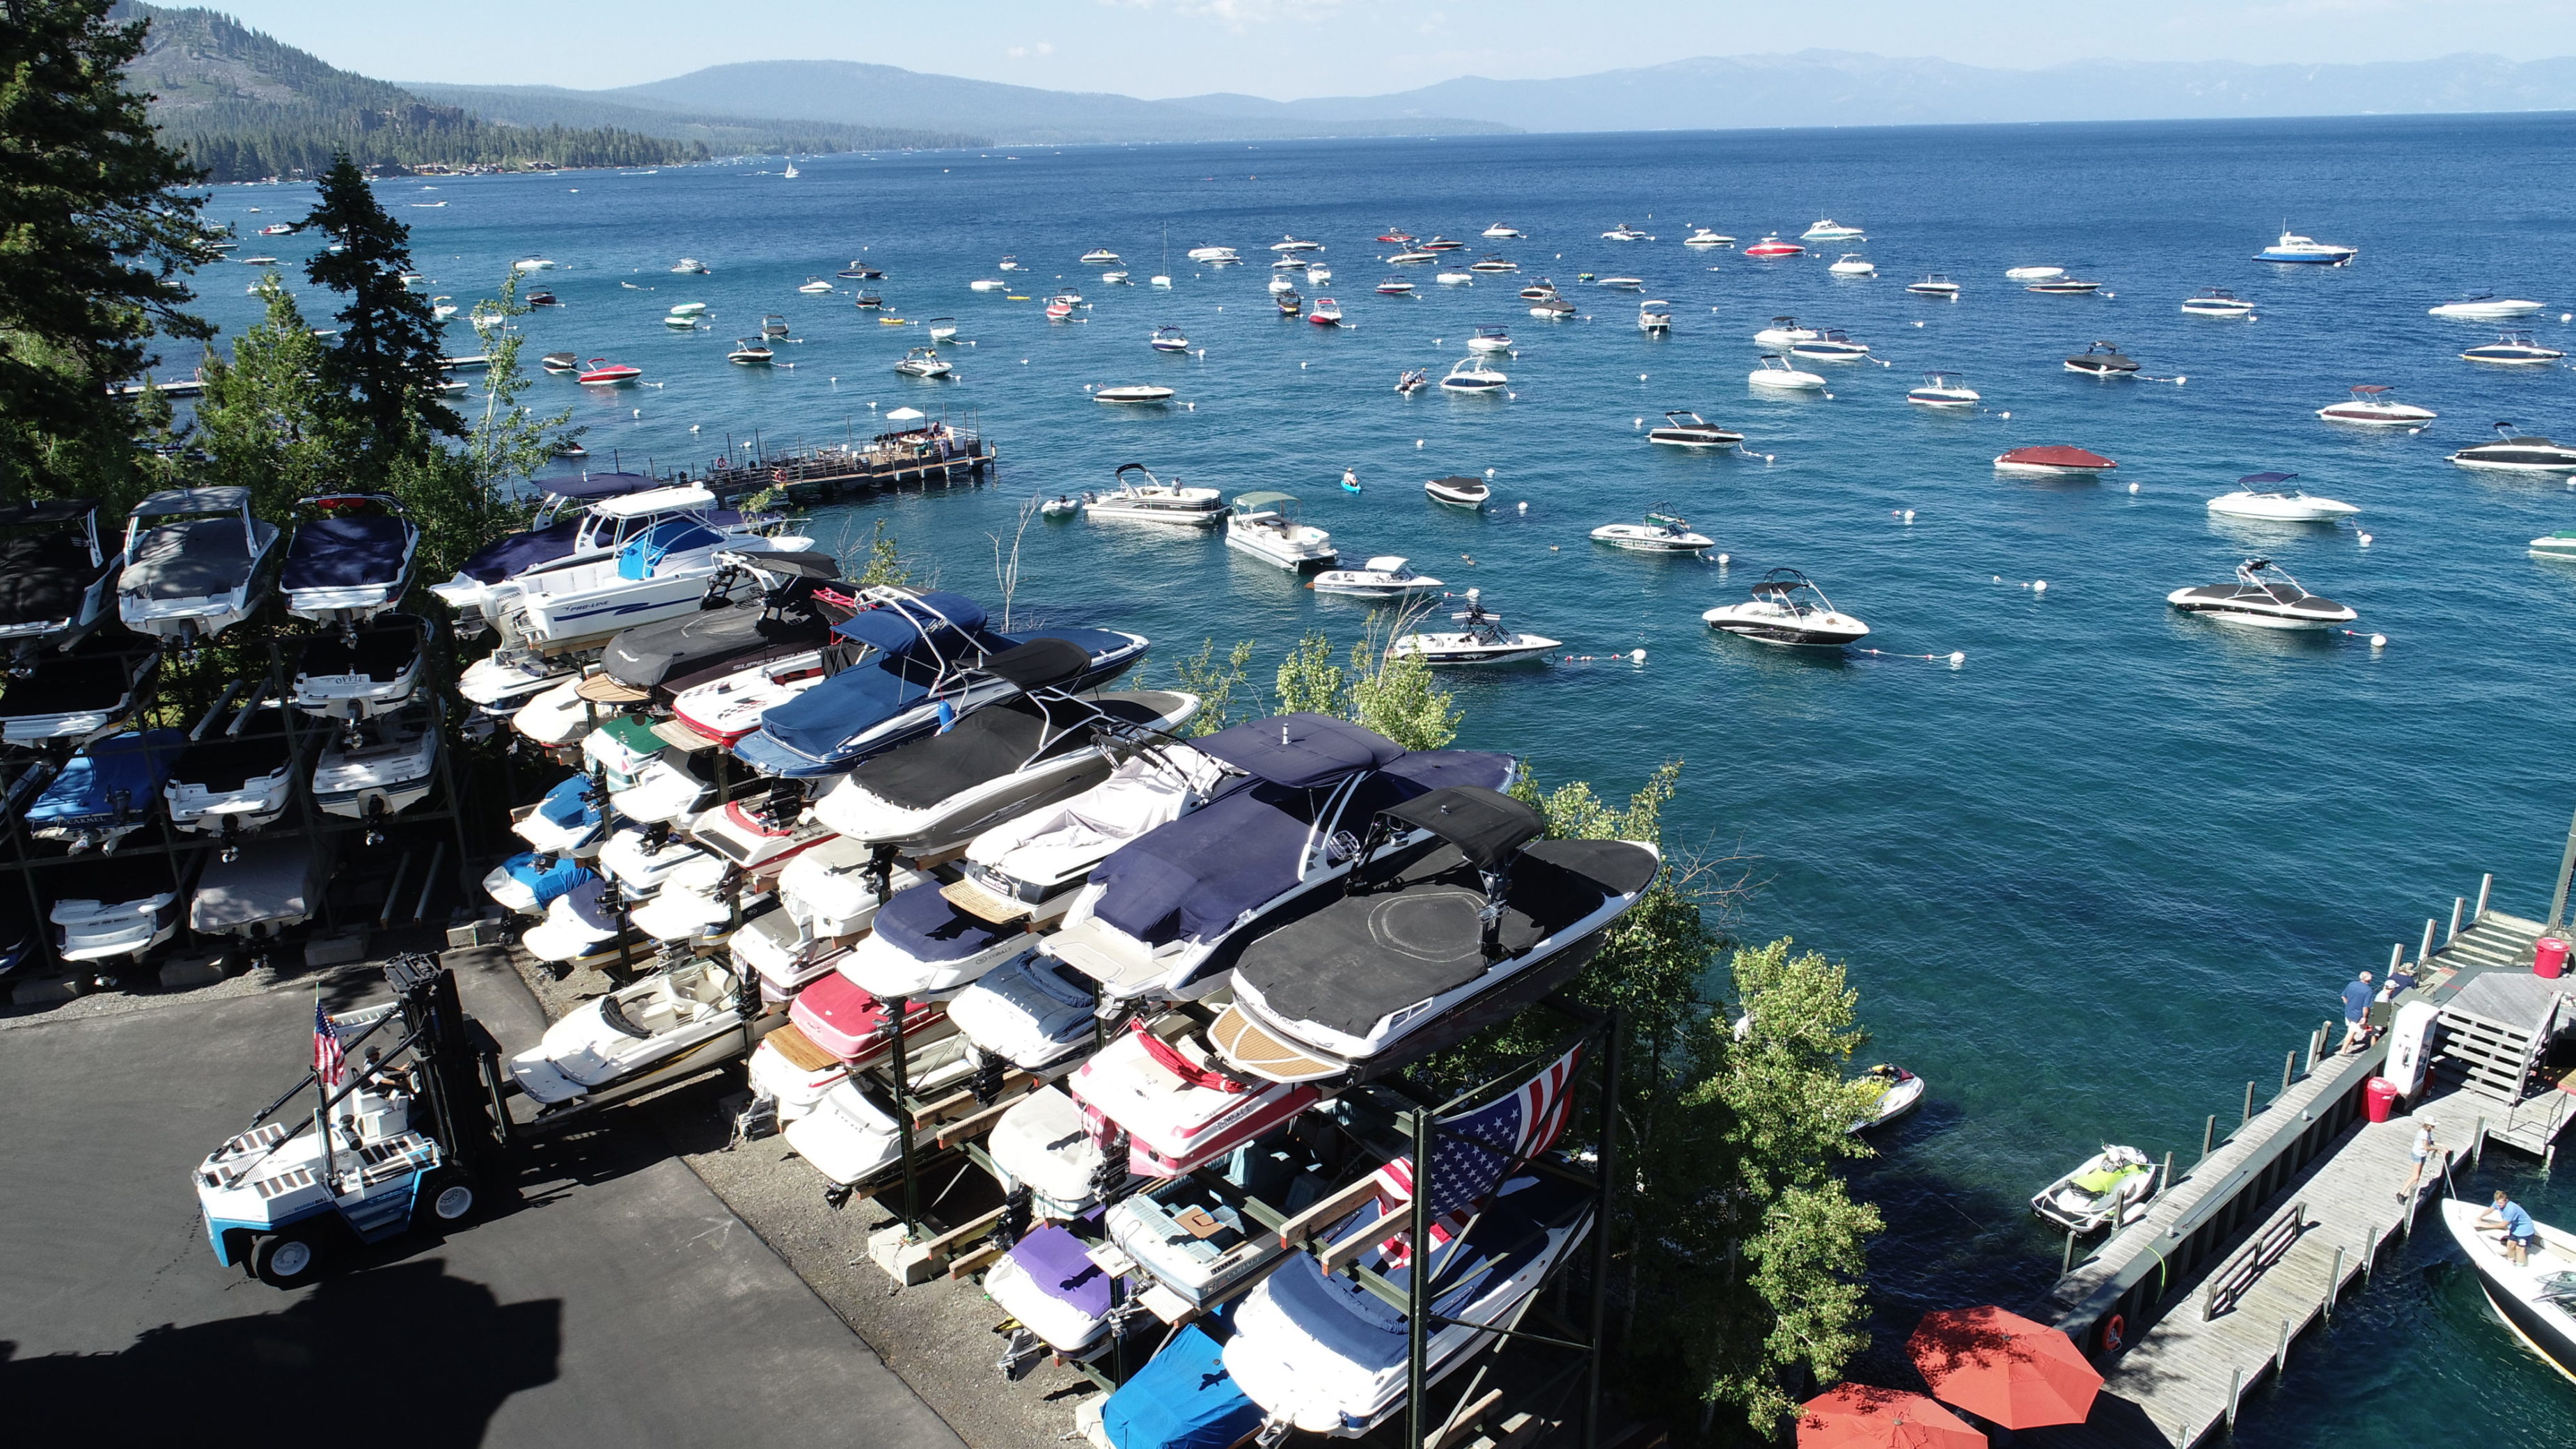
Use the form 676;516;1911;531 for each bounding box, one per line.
1367;1043;1583;1266
312;1001;347;1090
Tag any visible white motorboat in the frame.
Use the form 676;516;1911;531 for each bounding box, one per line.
2451;424;2576;473
1396;368;1430;393
1095;384;1175;405
49;856;182;971
2004;265;2066;281
2064;340;2141;376
1592;510;1713;554
1995;445;2118;476
1851;1065;1925;1133
2206;473;2362;523
1530;296;1577;319
1482;222;1522;238
1225;492;1336;570
492;489;812;651
2167;558;2357;631
1082;462;1225;526
1186;245;1239;263
1080;247;1120;265
893;347;953;378
508;955;761;1108
1468;254;1518;274
0;497;119;649
311;708;440;824
1518;280;1562;301
165;703;296;838
116;487;280;644
671;258;709;274
1440;357;1509;392
1682;228;1734;247
1749;354;1827;391
927;317;959;341
2439;1198;2576;1381
1149;324;1190;353
727;340;775;364
2462;332;2566;366
1907;372;1980;409
1638;299;1672;331
1906;274;1961;297
1791;328;1871;362
2429;296;2545;320
2181;287;2257;319
1376;279;1415;295
515;255;556;272
797;276;834;294
1388;590;1559;666
1466;326;1514;354
1599;276;1644;290
2029;276;2104;295
2031;1145;2162;1234
1435;271;1475;285
429;472;757;628
1752;315;1819;347
1101;270;1131;285
1271;236;1324;253
2528;531;2576;561
941;953;1099;1073
1703;567;1870;648
1647;410;1741;447
969;279;1005;291
998;255;1025;271
1424;474;1490;508
2317;384;2435;427
667;301;709;316
508;772;608;860
1311;556;1443;600
1388;249;1438;265
2254;228;2357;265
1600;223;1650;241
1803;219;1865;240
1828;253;1876;276
1307;297;1343;326
1268;272;1298;295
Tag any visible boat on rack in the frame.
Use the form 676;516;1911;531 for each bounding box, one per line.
165;703;296;838
1388;591;1560;666
1995;444;2119;476
311;707;441;824
2167;558;2357;630
1225;492;1336;570
0;498;118;652
281;493;417;628
292;612;425;720
2032;1145;2162;1233
2181;287;2257;318
1647;411;1741;448
484;486;813;652
2316;384;2435;427
598;550;849;701
2254;228;2357;265
2440;1197;2576;1381
1592;510;1713;554
24;729;186;852
2205;473;2362;523
1310;555;1443;600
2449;423;2576;473
508;955;764;1109
1907;373;1980;409
1702;567;1871;649
116;487;280;644
2461;332;2565;365
0;634;161;743
1084;462;1225;526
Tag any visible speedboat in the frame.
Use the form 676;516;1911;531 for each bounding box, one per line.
1307;298;1344;326
1908;373;1981;409
1907;274;1961;298
47;855;183;978
1530;296;1576;320
280;494;417;627
998;256;1025;271
1045;295;1077;320
24;728;186;852
1186;245;1239;263
311;707;440;824
1271;236;1323;253
0;498;118;650
1061;1021;1319;1184
2168;558;2357;631
1683;228;1734;247
1791;328;1871;362
927;317;958;340
667;301;709;316
293;612;425;720
1083;462;1225;526
1225;492;1336;570
1095;384;1176;405
2005;265;2065;281
515;255;556;272
893;347;952;377
1043;715;1515;1006
577;358;641;384
1419;237;1468;252
1995;444;2119;476
761;313;792;336
1269;274;1298;296
941;950;1100;1075
2462;333;2565;365
1753;316;1819;347
2064;341;2141;377
1424;474;1490;508
2028;276;2103;295
1376;279;1414;295
2428;296;2545;320
2181;288;2257;318
1311;556;1443;599
2450;423;2576;473
670;648;834;744
672;258;709;274
1101;270;1131;285
165;703;296;838
1388;249;1438;265
1518;280;1560;301
797;277;834;294
1749;354;1827;391
116;488;279;643
1803;219;1865;240
726;338;773;364
508;774;608;861
2529;531;2576;561
1469;255;1517;274
1592;510;1713;554
1852;1064;1926;1133
2317;384;2435;427
1080;248;1120;265
1703;567;1871;649
1389;590;1559;666
1466;326;1514;354
2206;473;2362;523
1828;253;1876;276
1440;358;1509;393
1744;236;1803;258
1150;324;1190;352
598;550;848;700
1648;410;1741;448
2032;1146;2162;1234
1599;276;1643;290
1482;223;1521;238
1638;299;1672;331
2254;229;2357;265
0;634;160;743
508;955;762;1109
741;840;934;998
483;487;812;652
2440;1197;2576;1380
1209;786;1656;1085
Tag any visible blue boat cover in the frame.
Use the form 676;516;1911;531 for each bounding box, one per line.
532;773;603;838
458;518;582;583
831;590;989;648
1087;749;1513;947
615;517;723;580
1196;714;1404;788
872;879;1016;963
282;515;411;591
536;472;660;501
26;729;186;827
1099;1313;1260;1449
496;851;596;909
749;655;936;765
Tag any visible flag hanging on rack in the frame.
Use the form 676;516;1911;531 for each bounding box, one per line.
1366;1042;1583;1266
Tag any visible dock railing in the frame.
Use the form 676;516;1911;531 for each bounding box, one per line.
2199;1198;2304;1320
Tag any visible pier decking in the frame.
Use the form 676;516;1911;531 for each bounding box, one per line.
2029;907;2574;1449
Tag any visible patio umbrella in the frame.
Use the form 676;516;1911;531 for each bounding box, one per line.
1798;1384;1985;1449
1905;1305;2103;1429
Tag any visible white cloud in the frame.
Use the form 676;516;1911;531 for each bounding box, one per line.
1005;40;1058;58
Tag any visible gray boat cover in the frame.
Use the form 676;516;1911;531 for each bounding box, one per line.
191;836;325;931
846;689;1161;812
124;518;275;600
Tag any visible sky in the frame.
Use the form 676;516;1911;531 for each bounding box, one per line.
189;0;2576;99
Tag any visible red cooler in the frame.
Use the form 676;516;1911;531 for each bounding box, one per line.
2536;937;2568;980
2364;1076;2399;1123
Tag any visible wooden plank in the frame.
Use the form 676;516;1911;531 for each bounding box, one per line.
1274;1173;1388;1251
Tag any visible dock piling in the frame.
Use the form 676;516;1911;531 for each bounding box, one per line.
2387;942;2405;976
2476;873;2492;921
2327;1246;2343;1317
2226;1368;2244;1430
2449;897;2465;945
2063;1230;2076;1275
2202;1114;2217;1162
2283;1051;2295;1093
2243;1080;2255;1127
2275;1318;2291;1374
2162;1150;2174;1194
2418;918;2437;968
2475;1116;2488;1166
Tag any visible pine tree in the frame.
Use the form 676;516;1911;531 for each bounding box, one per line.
298;154;457;455
194;272;358;521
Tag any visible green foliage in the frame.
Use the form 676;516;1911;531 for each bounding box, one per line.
1345;627;1459;751
0;0;210;506
300;155;459;453
852;518;912;588
1161;639;1256;737
1273;630;1344;716
191;272;357;519
460;267;573;496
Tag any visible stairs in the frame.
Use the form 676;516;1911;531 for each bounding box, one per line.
2437;911;2545;973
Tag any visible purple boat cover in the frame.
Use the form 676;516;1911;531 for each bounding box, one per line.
1008;1225;1110;1319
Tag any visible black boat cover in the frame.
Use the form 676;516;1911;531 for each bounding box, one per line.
0;531;100;628
606;600;821;690
1381;787;1543;870
1195;713;1406;789
1086;749;1514;948
847;691;1166;811
297;615;423;682
0;638;155;716
984;637;1091;691
1236;837;1658;1037
283;515;411;590
44;852;180;907
171;707;294;792
0;499;96;528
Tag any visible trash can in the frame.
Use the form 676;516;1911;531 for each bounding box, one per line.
2365;1076;2400;1124
2536;937;2568;980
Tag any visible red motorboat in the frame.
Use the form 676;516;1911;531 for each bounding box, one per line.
1375;228;1415;244
1307;298;1343;326
1993;445;2119;476
577;358;642;384
1745;236;1805;258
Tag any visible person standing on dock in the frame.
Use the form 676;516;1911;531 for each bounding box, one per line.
2479;1190;2539;1266
2339;970;2375;1053
2398;1120;2437;1203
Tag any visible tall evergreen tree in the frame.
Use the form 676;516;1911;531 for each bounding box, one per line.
194;273;358;520
298;155;457;454
0;0;210;503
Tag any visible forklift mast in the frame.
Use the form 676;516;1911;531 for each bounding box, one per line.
384;953;506;1177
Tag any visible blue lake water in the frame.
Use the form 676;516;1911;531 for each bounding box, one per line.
189;114;2576;1442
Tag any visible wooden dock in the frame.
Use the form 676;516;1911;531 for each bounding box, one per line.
2029;907;2575;1449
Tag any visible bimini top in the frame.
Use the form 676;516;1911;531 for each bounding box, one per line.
1232;492;1298;513
2236;472;2297;487
1197;713;1407;789
133;487;250;517
534;471;662;501
1381;786;1544;870
982;636;1092;692
0;498;97;527
593;485;715;518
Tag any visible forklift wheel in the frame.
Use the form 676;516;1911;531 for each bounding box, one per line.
427;1173;477;1223
252;1232;319;1287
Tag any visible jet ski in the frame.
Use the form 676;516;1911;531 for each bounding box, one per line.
23;728;187;852
165;703;298;838
0;497;119;652
116;487;279;643
190;836;330;943
597;550;851;696
291;613;425;719
1044;714;1516;1006
279;494;418;627
0;632;159;744
507;954;764;1108
311;707;440;825
487;486;814;652
732;590;1149;781
1209;786;1658;1086
2031;1145;2162;1234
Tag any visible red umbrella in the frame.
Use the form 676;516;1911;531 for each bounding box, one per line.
1798;1384;1986;1449
1906;1305;2103;1429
